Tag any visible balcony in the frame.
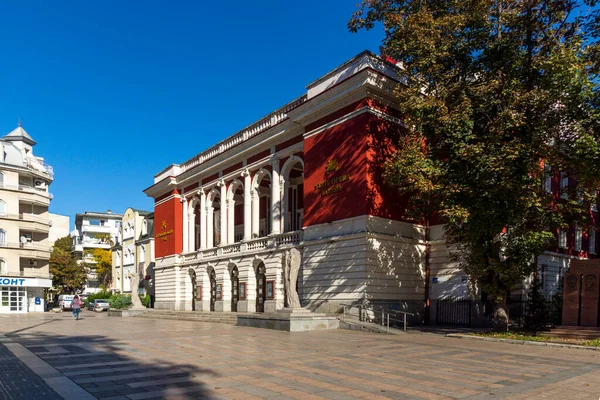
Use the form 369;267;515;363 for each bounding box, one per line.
0;213;52;230
1;270;53;280
0;242;51;259
81;224;113;234
181;230;303;263
24;158;54;179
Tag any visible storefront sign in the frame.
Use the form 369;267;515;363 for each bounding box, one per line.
0;278;26;286
0;277;52;288
314;159;351;196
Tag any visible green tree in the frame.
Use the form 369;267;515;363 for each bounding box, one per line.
50;235;87;294
92;248;112;290
350;0;600;330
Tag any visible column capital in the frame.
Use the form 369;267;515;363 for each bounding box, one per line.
270;157;280;168
197;187;205;196
217;179;226;187
241;169;250;178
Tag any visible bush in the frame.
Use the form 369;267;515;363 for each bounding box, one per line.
140;294;151;308
108;294;132;309
83;291;112;307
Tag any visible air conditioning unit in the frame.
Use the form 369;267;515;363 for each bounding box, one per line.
28;260;37;267
34;180;43;187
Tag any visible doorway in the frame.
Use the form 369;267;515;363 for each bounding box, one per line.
209;269;216;312
256;262;266;313
231;266;239;312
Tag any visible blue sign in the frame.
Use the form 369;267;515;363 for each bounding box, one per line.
35;297;41;305
0;278;26;286
432;277;439;284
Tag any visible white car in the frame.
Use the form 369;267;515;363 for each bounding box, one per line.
58;295;74;311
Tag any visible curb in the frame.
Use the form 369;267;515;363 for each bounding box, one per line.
446;333;600;351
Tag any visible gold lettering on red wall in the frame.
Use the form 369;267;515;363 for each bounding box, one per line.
314;159;350;196
157;220;174;241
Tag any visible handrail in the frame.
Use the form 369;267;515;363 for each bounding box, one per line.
340;303;414;332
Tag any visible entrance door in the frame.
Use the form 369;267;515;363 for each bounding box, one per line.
231;266;239;312
209;269;216;312
256;263;266;313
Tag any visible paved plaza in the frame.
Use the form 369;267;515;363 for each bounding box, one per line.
0;312;599;400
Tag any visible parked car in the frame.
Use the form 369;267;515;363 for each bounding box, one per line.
87;299;111;312
58;295;74;311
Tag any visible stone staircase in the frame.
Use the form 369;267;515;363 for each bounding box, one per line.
134;309;238;325
539;325;600;340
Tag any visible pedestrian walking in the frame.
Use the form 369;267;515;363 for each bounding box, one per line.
71;295;82;320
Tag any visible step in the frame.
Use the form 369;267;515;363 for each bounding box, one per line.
555;325;600;331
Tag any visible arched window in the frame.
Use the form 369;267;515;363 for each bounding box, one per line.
0;258;5;274
140;244;146;260
0;200;5;216
142;220;148;236
0;229;5;245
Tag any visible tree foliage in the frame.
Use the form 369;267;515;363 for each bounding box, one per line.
92;248;112;290
50;235;87;294
350;1;600;310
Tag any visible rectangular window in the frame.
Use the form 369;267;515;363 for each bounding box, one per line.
543;164;552;193
559;230;567;249
560;173;569;199
590;228;597;255
575;228;582;252
540;265;548;290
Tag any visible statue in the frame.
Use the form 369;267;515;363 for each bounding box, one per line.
129;273;145;310
283;248;301;308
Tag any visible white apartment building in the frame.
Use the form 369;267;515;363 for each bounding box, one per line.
111;208;154;301
0;124;54;312
71;210;123;293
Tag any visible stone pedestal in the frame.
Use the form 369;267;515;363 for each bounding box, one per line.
108;309;148;317
236;307;339;332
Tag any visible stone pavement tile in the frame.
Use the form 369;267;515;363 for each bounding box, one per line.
96;396;129;400
234;383;281;398
312;390;361;400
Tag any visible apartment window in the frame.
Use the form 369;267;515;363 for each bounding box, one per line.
575;228;582;252
559;230;567;249
0;172;3;188
140;244;146;260
560;173;569;199
0;200;5;216
543;164;552;193
0;258;5;274
590;228;597;255
142;220;148;236
539;265;548;290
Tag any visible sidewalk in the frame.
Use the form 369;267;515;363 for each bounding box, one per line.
0;341;62;400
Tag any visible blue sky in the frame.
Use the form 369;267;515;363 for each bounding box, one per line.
0;1;382;228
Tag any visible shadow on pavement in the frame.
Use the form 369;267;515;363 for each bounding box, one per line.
5;321;219;400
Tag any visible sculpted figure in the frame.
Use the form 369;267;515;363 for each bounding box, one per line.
129;273;145;309
283;248;301;308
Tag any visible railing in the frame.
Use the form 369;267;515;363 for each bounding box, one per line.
340;303;415;332
0;271;53;279
179;95;307;174
436;299;471;326
275;231;303;246
182;231;303;262
25;158;54;178
0;242;50;252
1;184;53;199
0;213;52;225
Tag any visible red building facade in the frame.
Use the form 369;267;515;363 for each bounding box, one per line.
144;51;597;321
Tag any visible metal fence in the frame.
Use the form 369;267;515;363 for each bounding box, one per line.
436;299;472;326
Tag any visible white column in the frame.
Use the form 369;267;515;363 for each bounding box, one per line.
220;181;227;245
206;205;214;248
200;189;206;249
182;198;189;253
282;180;289;233
252;191;260;238
271;159;281;234
243;171;252;241
227;198;235;244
